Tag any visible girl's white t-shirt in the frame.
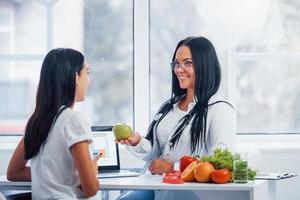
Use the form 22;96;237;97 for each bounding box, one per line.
30;108;92;200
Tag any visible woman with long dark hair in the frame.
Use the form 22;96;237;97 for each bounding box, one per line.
7;48;102;199
117;36;236;200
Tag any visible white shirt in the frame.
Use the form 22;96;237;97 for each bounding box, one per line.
155;98;194;161
30;108;92;200
127;95;237;200
155;105;187;152
127;95;236;162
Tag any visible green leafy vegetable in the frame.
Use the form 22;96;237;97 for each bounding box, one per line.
248;168;256;181
200;148;257;181
201;148;235;171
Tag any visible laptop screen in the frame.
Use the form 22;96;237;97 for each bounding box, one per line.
91;126;120;171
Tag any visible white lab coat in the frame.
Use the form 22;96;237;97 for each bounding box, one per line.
127;95;237;200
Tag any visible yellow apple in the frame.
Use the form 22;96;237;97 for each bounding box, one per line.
113;123;133;140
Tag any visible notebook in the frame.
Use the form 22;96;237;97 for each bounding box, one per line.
91;126;147;178
255;172;297;180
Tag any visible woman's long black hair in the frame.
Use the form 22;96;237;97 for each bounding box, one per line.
145;36;221;154
24;48;84;160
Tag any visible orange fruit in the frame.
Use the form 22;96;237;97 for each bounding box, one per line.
180;161;198;182
194;162;215;183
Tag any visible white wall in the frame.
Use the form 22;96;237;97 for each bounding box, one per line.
260;151;300;200
237;134;300;200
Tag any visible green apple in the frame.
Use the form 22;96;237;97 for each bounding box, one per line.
113;123;133;140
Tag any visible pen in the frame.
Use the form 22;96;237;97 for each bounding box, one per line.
95;152;103;162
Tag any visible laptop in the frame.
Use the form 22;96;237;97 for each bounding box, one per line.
91;126;147;178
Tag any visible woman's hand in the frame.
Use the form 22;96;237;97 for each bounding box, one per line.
149;159;174;175
116;132;142;146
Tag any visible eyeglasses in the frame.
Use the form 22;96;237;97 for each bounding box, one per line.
170;60;194;71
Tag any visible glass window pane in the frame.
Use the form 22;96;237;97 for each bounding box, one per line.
150;0;230;118
81;0;133;125
52;0;84;50
236;60;300;133
83;61;133;125
234;0;300;53
0;0;133;135
0;7;10;25
0;33;9;53
0;61;40;135
10;0;47;54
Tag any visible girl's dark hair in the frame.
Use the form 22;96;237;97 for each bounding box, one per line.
146;36;221;153
24;48;84;159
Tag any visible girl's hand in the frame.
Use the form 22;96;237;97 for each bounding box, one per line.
116;132;142;146
6;137;31;181
149;159;174;175
71;141;99;197
93;151;102;175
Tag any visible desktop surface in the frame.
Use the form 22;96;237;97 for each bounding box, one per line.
0;174;276;200
99;172;266;191
0;173;266;191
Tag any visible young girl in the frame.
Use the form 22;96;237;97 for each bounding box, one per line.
7;48;101;199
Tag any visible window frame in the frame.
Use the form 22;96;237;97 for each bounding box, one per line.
133;0;150;135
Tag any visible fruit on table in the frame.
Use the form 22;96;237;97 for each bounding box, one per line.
194;162;215;183
211;168;231;184
180;161;198;182
180;155;199;172
162;171;184;184
112;123;133;140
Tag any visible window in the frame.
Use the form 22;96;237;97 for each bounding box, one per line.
82;0;133;126
150;0;231;121
0;5;13;54
150;0;300;134
0;0;133;135
235;0;300;133
1;0;300;135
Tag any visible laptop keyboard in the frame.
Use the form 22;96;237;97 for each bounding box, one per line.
101;170;123;173
101;168;142;174
121;168;143;173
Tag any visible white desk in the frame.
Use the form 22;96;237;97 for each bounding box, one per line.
0;174;276;200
